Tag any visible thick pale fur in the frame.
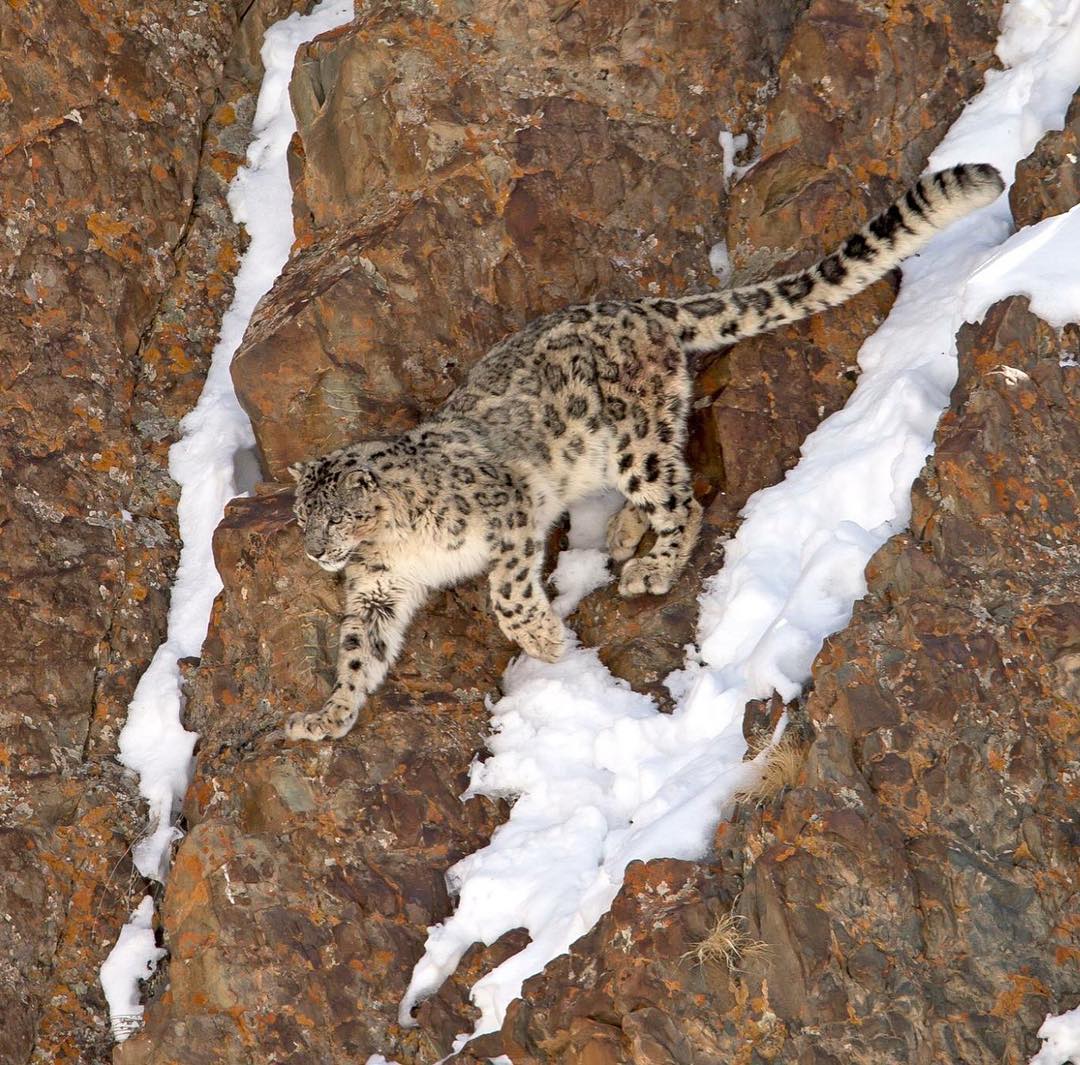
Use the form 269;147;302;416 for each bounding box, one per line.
287;163;1003;740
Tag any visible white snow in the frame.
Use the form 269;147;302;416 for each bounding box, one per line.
1031;1006;1080;1065
402;0;1080;1046
117;0;354;887
965;204;1080;327
103;0;353;1041
100;896;166;1041
718;129;754;189
549;489;621;616
708;239;732;285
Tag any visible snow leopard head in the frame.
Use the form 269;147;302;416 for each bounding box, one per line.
289;448;396;572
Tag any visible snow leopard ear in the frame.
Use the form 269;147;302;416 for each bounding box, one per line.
341;468;378;494
287;462;305;482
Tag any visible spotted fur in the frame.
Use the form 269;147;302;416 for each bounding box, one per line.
286;163;1003;740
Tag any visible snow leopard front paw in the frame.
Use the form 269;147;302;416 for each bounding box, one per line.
618;555;675;597
606;503;649;562
515;610;567;663
285;694;361;742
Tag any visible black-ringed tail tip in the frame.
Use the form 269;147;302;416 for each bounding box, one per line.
670;162;1007;352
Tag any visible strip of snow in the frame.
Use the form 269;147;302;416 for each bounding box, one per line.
1030;1006;1080;1065
402;0;1080;1046
117;0;353;885
103;0;353;1040
100;896;166;1041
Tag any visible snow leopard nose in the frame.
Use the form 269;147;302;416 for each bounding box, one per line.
304;535;328;563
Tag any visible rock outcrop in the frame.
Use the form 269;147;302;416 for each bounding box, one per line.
7;0;1078;1063
1011;92;1080;229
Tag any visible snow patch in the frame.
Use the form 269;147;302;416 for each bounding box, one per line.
708;239;732;285
100;896;166;1041
964;204;1080;327
1030;1005;1080;1065
550;490;622;616
718;129;755;189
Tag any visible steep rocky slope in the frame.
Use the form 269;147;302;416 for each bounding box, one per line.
481;293;1080;1065
3;0;1076;1063
1;0;311;1059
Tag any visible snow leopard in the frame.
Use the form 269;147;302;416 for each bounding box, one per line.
286;163;1004;741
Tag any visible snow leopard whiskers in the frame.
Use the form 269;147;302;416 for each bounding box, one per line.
287;163;1004;741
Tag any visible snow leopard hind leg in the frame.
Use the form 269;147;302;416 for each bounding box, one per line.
597;329;702;597
603;163;1004;595
485;476;568;662
613;447;702;597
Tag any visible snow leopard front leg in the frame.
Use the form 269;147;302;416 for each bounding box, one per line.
286;567;427;741
486;487;566;664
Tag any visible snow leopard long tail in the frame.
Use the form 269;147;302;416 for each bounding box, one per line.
666;163;1004;352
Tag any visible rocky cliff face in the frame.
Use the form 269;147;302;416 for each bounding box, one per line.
3;0;1076;1063
1;1;300;1059
486;294;1080;1065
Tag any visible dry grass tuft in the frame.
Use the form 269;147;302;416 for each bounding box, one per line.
684;910;770;973
735;731;809;805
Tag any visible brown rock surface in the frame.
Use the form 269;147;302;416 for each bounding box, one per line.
16;0;1076;1062
1011;92;1080;228
0;0;309;1060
